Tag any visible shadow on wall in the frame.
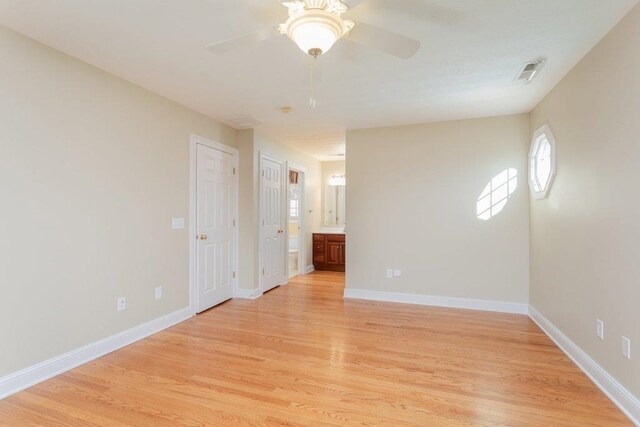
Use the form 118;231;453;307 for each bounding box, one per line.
477;169;518;221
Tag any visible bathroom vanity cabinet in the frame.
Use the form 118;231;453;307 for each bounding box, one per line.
313;233;346;272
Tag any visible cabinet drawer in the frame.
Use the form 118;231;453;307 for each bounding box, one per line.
313;254;325;262
326;234;345;242
313;243;325;252
313;234;325;242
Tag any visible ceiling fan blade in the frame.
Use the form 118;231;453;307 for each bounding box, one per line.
347;22;420;59
343;0;369;10
206;27;280;54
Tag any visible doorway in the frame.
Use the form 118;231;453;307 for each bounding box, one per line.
190;134;238;314
287;165;305;278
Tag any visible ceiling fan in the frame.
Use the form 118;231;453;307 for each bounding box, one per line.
206;0;421;60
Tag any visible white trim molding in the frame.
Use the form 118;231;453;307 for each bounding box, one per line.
305;265;315;275
0;307;193;400
529;306;640;425
234;288;263;300
343;288;528;315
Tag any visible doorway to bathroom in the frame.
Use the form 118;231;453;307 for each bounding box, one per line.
287;165;305;279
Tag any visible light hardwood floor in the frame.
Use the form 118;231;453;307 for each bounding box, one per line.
0;272;631;426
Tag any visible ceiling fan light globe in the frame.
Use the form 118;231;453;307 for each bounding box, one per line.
293;22;338;55
284;10;348;56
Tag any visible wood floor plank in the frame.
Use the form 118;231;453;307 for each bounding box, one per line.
0;272;631;426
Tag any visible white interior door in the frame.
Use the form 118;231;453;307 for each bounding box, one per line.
261;155;286;292
196;143;236;313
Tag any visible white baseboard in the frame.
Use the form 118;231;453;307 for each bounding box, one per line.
343;288;528;315
304;265;315;275
234;288;263;300
0;307;193;400
529;306;639;425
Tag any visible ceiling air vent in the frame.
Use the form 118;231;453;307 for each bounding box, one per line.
226;115;262;129
516;60;546;84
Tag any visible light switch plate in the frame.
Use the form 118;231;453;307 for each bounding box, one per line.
117;297;127;312
386;269;393;279
172;218;185;230
596;319;604;340
393;269;402;277
622;336;631;359
155;286;163;300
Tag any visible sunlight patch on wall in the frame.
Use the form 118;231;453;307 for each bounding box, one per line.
477;169;518;220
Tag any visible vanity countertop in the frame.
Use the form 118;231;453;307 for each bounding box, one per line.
314;229;345;235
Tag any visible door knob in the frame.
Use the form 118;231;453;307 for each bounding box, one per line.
198;234;208;240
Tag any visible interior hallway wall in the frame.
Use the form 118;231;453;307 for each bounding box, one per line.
0;25;237;377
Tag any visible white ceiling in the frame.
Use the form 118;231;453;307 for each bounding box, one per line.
0;0;637;160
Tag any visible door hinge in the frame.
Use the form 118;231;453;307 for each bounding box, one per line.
233;219;236;227
262;268;265;275
233;167;236;175
233;271;236;279
262;170;265;177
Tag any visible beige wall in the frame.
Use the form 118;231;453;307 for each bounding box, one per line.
321;160;346;227
346;115;530;303
0;26;236;377
237;129;258;293
237;131;322;291
530;4;640;397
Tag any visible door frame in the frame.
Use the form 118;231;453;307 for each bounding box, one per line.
287;162;306;278
189;134;239;315
258;152;287;293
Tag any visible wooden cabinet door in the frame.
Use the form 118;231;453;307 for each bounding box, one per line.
327;241;341;265
339;243;346;265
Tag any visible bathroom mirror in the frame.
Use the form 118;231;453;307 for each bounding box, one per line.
324;175;346;227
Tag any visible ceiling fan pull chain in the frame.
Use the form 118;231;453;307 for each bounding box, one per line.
310;56;318;109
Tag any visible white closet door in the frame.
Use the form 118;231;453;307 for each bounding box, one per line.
196;144;235;312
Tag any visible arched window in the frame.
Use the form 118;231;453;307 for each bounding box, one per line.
529;124;556;199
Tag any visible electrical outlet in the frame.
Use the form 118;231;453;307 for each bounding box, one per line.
622;336;631;359
596;319;604;340
386;269;393;279
117;297;127;312
172;218;185;230
155;286;163;300
393;269;402;277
